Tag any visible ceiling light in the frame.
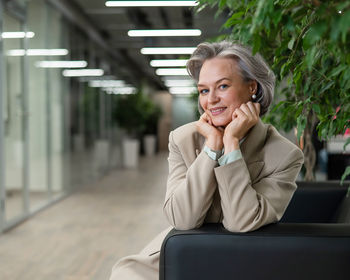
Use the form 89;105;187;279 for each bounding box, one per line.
62;69;104;77
89;80;125;87
169;87;197;95
128;29;201;37
164;79;194;87
141;47;195;55
1;32;35;38
156;68;189;76
79;75;117;82
150;59;188;67
104;87;137;95
7;49;69;56
106;1;198;7
35;60;87;68
161;76;192;80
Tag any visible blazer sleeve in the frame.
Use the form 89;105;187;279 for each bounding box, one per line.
214;147;304;232
163;131;218;230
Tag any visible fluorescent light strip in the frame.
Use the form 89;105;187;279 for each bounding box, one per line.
104;87;137;95
128;29;201;37
169;87;197;95
161;76;192;80
164;80;194;87
62;69;104;77
89;80;126;87
79;75;117;82
156;68;189;76
35;60;87;68
7;49;68;56
141;47;195;55
150;59;188;67
106;1;198;7
1;32;35;38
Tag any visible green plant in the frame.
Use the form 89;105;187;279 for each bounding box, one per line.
143;98;162;135
189;90;201;120
113;92;147;137
197;0;350;181
112;92;162;137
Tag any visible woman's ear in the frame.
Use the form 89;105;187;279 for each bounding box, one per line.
248;80;258;94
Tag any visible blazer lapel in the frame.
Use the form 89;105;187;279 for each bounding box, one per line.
195;132;205;157
240;119;268;163
239;120;268;182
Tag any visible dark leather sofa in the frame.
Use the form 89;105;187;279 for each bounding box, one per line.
159;182;350;280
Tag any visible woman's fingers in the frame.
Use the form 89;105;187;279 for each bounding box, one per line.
234;108;247;119
200;112;213;124
196;112;224;150
246;101;258;117
238;105;252;122
197;112;220;134
224;102;261;144
199;112;208;122
231;111;238;119
241;102;259;119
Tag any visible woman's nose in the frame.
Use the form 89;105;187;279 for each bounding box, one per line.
208;90;219;103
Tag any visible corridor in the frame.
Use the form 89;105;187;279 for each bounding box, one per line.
0;152;169;280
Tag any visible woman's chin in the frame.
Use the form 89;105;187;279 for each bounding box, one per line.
212;119;230;128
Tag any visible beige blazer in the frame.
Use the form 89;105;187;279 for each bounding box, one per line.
110;120;304;280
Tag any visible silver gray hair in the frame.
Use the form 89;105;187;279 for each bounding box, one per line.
187;41;275;116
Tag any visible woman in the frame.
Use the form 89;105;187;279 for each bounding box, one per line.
110;41;304;280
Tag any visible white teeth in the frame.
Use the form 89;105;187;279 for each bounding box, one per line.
211;108;225;113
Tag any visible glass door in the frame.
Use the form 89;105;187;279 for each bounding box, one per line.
1;9;28;228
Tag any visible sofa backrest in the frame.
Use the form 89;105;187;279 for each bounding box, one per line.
280;182;348;223
333;193;350;223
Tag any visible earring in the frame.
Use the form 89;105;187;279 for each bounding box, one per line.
252;94;257;100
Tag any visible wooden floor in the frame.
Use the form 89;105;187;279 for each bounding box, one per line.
0;152;170;280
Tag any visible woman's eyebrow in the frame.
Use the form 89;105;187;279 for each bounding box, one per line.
197;77;231;87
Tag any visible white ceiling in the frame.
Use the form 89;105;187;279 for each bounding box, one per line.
72;0;229;89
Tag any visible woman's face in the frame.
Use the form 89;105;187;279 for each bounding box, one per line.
198;57;256;127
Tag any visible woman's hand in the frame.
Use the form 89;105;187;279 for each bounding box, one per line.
223;102;260;154
196;112;224;150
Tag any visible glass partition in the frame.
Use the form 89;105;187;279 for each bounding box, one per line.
46;5;66;199
0;0;118;233
2;10;26;222
27;0;50;211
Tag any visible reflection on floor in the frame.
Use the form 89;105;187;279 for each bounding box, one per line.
0;152;169;280
5;190;64;221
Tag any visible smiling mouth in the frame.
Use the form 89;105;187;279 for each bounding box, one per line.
210;107;226;116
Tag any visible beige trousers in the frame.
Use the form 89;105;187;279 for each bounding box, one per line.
110;227;171;280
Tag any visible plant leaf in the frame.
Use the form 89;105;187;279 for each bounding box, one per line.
296;114;306;141
312;104;321;115
344;137;350;151
341;166;350;185
304;21;328;47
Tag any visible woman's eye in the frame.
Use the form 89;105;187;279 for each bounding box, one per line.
199;89;209;94
219;84;228;90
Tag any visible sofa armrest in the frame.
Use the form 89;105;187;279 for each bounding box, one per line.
160;223;350;280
